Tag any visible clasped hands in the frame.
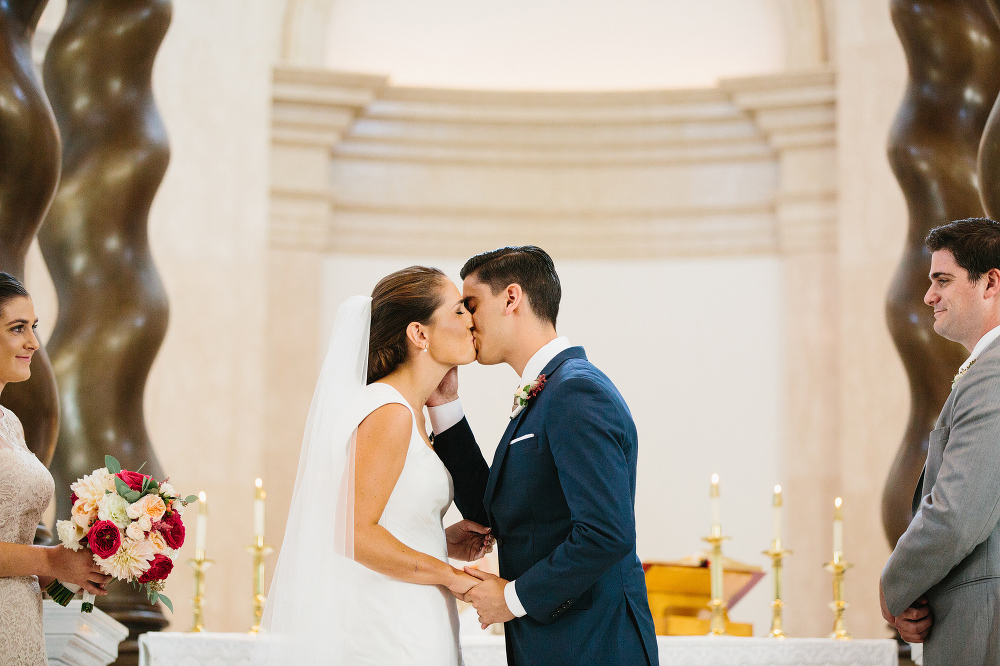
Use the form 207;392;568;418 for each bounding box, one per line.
445;519;515;628
880;580;932;643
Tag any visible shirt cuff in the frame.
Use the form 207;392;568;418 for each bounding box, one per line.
427;399;464;435
504;580;527;618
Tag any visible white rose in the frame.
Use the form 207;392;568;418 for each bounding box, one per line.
56;520;85;551
126;522;145;541
97;493;130;528
126;502;142;520
166;548;179;561
172;500;184;513
159;483;176;498
138;515;152;532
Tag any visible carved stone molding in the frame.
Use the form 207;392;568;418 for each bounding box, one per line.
269;66;836;260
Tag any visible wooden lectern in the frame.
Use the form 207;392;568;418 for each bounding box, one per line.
643;555;765;636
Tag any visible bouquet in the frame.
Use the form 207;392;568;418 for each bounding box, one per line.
48;455;197;613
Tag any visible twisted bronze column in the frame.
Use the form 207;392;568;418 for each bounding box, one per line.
980;1;1000;217
884;0;1000;546
0;1;61;485
41;0;172;660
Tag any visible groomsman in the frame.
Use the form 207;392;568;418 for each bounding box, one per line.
881;218;1000;664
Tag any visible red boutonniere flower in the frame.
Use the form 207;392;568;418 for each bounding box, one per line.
511;374;546;419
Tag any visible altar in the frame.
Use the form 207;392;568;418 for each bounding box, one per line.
137;632;898;666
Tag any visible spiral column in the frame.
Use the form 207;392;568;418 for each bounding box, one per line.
0;1;61;491
41;0;172;660
979;1;1000;219
884;0;1000;546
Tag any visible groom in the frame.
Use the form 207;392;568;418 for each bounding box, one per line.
428;246;658;666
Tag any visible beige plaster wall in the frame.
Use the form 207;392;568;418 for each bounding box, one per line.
834;0;909;639
324;0;786;90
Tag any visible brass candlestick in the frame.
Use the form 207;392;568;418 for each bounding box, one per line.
763;539;792;638
824;554;853;640
703;529;729;636
246;535;273;633
188;550;213;632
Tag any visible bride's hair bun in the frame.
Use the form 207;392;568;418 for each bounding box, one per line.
368;266;446;384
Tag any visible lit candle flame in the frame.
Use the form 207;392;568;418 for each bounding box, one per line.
835;497;842;509
255;478;263;489
711;473;719;485
774;484;781;494
199;491;206;503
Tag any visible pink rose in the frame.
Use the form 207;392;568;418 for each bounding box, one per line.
138;553;173;584
87;520;122;559
154;511;185;550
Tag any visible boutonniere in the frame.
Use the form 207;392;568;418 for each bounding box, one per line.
952;359;977;390
511;374;546;419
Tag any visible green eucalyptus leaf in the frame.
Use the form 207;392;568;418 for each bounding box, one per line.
113;477;132;497
159;594;173;613
184;495;198;504
105;456;122;474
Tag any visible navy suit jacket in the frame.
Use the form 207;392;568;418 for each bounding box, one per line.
435;347;658;666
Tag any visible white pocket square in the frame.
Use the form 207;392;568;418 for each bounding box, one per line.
510;433;535;445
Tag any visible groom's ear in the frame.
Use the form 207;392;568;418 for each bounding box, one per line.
504;284;523;316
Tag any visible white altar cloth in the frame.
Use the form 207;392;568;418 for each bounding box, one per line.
138;632;898;666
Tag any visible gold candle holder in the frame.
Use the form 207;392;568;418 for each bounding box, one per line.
763;539;792;638
702;532;729;636
824;555;853;640
188;550;213;632
246;535;273;633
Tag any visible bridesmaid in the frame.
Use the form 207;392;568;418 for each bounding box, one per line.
0;273;110;664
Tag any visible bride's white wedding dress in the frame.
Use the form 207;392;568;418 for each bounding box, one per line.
344;382;462;665
252;295;463;666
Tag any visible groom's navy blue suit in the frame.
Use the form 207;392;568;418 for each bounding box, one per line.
435;347;658;666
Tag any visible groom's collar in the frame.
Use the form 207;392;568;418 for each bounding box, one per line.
536;345;587;384
518;336;571;386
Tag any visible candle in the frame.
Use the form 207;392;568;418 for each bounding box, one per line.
833;497;844;559
195;491;208;555
710;474;721;534
772;485;783;546
254;478;266;538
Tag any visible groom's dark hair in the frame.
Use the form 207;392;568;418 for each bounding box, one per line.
461;246;561;326
926;218;1000;284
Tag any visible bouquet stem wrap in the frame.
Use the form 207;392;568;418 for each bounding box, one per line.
45;580;95;612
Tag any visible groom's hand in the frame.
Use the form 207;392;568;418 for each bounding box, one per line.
464;567;515;628
446;520;495;561
427;367;459;407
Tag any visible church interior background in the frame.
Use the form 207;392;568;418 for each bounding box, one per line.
14;0;928;645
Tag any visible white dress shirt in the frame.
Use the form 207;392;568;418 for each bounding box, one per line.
427;336;572;619
958;323;1000;374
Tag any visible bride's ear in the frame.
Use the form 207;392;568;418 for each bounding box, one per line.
406;322;429;352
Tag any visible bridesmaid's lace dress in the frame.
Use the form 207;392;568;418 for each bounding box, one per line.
0;407;54;665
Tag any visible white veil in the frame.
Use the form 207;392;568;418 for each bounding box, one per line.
252;295;371;665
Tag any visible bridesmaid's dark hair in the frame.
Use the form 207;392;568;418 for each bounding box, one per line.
368;266;447;384
0;273;29;314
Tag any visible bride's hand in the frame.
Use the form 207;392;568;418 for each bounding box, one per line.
446;520;494;561
427;367;459;407
446;569;480;601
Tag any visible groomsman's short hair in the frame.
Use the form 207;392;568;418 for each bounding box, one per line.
461;246;561;326
926;218;1000;284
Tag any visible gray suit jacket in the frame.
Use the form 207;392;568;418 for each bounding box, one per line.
882;335;1000;664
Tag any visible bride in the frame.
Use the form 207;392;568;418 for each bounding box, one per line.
253;266;494;665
